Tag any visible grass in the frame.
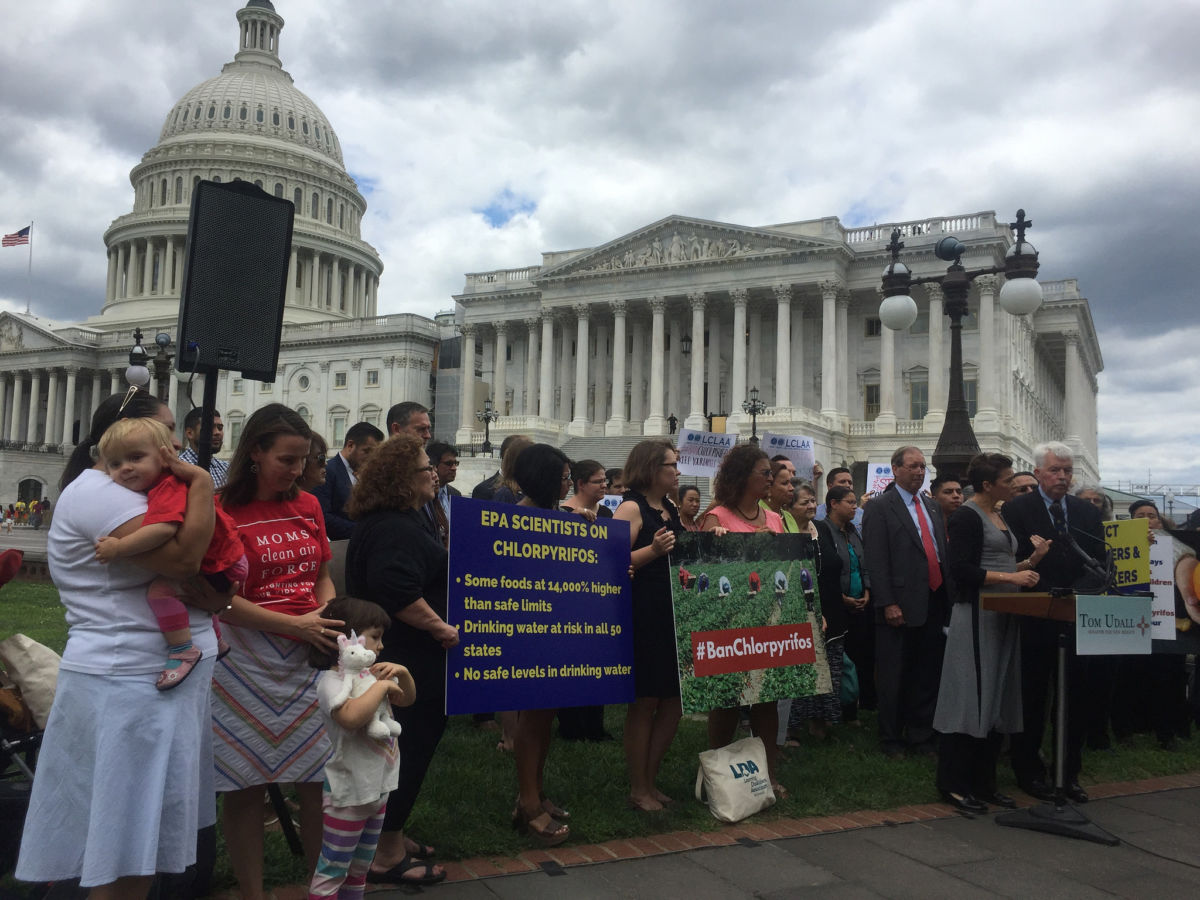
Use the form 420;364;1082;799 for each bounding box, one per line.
4;579;1200;893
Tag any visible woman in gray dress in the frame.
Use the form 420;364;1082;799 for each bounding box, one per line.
934;453;1049;813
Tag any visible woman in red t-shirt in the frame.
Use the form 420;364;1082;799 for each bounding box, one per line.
213;404;343;898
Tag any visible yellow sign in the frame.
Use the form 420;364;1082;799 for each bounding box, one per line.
1103;518;1151;592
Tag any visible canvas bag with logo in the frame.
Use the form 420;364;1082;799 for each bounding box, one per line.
694;735;776;823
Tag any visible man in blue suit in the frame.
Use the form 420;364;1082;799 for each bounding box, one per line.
314;422;384;539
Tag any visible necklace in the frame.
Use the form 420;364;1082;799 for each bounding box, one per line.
735;502;762;522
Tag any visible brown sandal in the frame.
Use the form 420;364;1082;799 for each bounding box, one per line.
512;807;569;846
540;792;570;821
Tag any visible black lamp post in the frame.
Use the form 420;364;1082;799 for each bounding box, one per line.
742;386;767;445
878;210;1043;483
476;396;500;455
125;327;151;391
151;332;174;403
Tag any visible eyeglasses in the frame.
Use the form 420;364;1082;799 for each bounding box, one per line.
661;461;679;469
587;478;609;486
754;469;772;478
561;474;572;482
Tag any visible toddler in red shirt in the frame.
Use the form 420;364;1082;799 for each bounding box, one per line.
95;417;247;689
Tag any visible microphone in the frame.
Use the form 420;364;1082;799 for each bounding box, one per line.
1065;523;1115;593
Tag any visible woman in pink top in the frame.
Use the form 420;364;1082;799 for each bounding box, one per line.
701;444;787;795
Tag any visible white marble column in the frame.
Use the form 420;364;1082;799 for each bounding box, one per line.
0;375;7;443
167;366;180;423
707;303;722;416
667;314;682;421
307;253;318;307
557;315;573;420
27;371;42;445
106;249;118;303
492;322;508;416
568;305;590;435
629;316;645;424
925;283;945;429
836;291;849;416
685;292;707;430
62;368;78;447
90;372;103;422
773;284;791;408
10;374;25;442
876;315;898;433
45;370;61;448
110;370;121;396
606;301;628;435
820;280;840;418
524;317;540;417
594;320;609;424
748;307;763;397
538;315;554;419
974;275;999;430
730;289;749;427
141;240;154;296
644;296;668;434
332;261;342;311
117;243;129;299
165;239;177;296
790;298;806;408
455;324;476;443
286;248;298;306
1063;332;1084;447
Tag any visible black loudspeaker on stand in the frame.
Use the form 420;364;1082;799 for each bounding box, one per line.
175;179;294;469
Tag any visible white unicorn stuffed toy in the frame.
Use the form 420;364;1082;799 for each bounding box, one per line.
331;630;403;742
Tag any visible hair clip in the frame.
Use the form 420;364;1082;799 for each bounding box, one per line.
117;384;140;416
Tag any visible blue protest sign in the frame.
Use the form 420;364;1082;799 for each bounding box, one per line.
445;496;635;714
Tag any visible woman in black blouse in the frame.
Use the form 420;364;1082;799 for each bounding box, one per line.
344;435;459;886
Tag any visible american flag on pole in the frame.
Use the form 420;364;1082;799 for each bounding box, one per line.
2;226;30;247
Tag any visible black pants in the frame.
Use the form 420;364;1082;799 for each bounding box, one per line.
874;601;946;751
844;608;876;713
383;655;447;831
1010;619;1086;786
937;732;1003;798
1111;653;1190;744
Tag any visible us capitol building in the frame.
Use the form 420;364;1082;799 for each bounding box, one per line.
0;0;1102;504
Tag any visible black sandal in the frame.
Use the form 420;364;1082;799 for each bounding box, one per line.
405;837;436;860
513;807;569;846
366;854;446;885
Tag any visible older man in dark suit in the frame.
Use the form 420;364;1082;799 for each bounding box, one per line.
1002;441;1105;803
313;421;384;539
861;446;951;758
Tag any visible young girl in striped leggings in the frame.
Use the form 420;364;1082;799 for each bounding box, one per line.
307;596;414;899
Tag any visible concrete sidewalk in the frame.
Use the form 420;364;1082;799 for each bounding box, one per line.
368;780;1200;899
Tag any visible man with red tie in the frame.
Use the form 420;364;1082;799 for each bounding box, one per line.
861;446;952;759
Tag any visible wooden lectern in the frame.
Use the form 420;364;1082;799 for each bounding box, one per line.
980;590;1119;846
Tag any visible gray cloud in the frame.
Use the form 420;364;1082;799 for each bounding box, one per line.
2;0;1199;481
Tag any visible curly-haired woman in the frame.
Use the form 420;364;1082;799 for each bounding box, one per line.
344;435;459;885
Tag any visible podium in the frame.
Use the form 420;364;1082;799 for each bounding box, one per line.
980;591;1119;846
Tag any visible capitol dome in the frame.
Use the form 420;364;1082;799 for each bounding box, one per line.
97;0;383;327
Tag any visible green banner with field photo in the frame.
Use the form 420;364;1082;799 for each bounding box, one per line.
669;532;832;715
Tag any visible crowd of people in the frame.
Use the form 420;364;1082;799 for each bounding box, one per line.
12;392;1200;896
2;496;51;532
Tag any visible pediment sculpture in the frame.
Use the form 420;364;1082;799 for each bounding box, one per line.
0;318;25;352
578;228;788;273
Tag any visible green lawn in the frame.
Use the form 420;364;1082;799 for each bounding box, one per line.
3;579;1199;893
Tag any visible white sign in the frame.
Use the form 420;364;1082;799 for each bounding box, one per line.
676;428;736;477
762;432;816;480
1148;536;1176;641
866;460;933;497
600;494;622;514
1075;594;1153;655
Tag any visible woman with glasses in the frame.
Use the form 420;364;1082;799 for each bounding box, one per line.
615;440;684;811
343;435;458;885
298;431;328;493
558;459;614;742
701;443;788;795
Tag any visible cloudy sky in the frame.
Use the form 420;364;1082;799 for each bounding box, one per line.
1;0;1198;488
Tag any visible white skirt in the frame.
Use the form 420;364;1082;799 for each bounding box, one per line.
16;660;216;887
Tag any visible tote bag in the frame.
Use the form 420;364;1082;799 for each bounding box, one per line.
694;735;775;823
